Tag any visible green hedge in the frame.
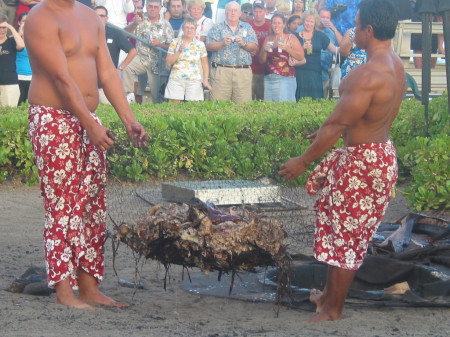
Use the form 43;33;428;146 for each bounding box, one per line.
1;96;449;211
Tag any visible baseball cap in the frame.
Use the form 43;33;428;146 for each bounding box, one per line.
253;0;265;9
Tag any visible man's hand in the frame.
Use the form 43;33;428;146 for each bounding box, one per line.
126;121;149;148
223;37;233;46
279;156;308;181
86;123;116;151
306;130;318;143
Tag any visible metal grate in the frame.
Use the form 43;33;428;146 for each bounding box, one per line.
107;180;316;253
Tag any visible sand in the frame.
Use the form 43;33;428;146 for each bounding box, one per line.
0;184;448;337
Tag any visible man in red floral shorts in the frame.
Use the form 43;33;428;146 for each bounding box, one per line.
279;0;404;322
25;0;148;309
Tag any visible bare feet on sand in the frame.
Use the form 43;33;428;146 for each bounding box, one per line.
309;288;324;313
307;311;336;323
56;293;98;310
79;289;129;308
308;289;341;322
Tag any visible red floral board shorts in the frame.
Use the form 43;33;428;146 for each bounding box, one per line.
306;141;398;270
28;105;107;289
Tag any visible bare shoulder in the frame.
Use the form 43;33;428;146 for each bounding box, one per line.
341;51;404;96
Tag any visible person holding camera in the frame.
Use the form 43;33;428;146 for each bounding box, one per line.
123;0;174;103
206;1;258;103
324;0;361;35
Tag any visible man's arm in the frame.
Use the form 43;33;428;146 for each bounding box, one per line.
339;28;353;57
0;21;25;50
96;20;147;147
279;66;376;180
118;48;137;70
24;11;113;149
116;31;137;70
19;0;41;6
206;25;231;51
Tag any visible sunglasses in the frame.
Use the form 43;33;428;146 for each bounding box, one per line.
243;11;253;16
98;14;107;18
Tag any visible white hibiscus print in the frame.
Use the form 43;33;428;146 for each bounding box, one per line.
368;168;382;178
85;247;97;262
45;238;60;252
343;216;359;231
55;143;71;159
60;247;72;262
359;196;374;211
65;159;73;172
89;151;101;167
53;169;67;185
332;190;344;206
372;178;385;193
41;113;53;126
70;215;82;230
365;217;378;228
58;215;69;227
58;121;71;134
45;185;55;200
93;209;106;224
55;196;65;211
363;149;377;163
321;234;334;249
344;249;356;268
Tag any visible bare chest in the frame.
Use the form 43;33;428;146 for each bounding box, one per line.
58;18;99;58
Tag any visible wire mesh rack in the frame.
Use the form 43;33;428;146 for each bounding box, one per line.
107;179;317;254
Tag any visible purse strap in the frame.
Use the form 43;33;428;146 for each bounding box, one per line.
334;47;340;66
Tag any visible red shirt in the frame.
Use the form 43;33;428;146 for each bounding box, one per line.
250;20;271;75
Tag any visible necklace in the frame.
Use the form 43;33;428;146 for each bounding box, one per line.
301;31;313;55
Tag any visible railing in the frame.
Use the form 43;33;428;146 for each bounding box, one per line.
393;21;447;95
106;22;170;103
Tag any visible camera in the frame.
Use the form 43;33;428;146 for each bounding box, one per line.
332;3;348;13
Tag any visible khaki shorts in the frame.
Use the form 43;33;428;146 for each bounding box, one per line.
210;66;252;104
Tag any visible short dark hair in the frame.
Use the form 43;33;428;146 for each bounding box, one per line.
287;14;301;27
358;0;398;40
18;11;29;23
95;5;109;16
168;0;185;6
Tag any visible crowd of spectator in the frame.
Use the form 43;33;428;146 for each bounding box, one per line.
1;0;445;107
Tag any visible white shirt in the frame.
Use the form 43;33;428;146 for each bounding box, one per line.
97;0;135;28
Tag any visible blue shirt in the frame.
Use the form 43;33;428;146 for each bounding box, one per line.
206;21;257;66
16;47;32;77
325;0;361;35
320;27;338;81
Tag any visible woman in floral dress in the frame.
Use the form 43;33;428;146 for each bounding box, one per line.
165;17;211;102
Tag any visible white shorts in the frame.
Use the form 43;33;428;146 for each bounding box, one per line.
164;78;204;101
0;84;20;107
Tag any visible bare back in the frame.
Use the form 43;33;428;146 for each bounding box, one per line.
334;46;405;146
25;0;103;111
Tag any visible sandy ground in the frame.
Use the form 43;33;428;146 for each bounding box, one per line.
0;183;448;337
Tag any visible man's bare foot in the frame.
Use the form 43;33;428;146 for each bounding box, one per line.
309;288;324;313
56;294;97;310
55;278;97;310
79;289;129;308
307;311;340;323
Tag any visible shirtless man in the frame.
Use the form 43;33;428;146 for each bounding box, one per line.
25;0;148;310
279;0;404;322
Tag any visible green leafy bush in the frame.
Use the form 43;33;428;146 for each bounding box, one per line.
400;134;450;211
1;94;448;211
